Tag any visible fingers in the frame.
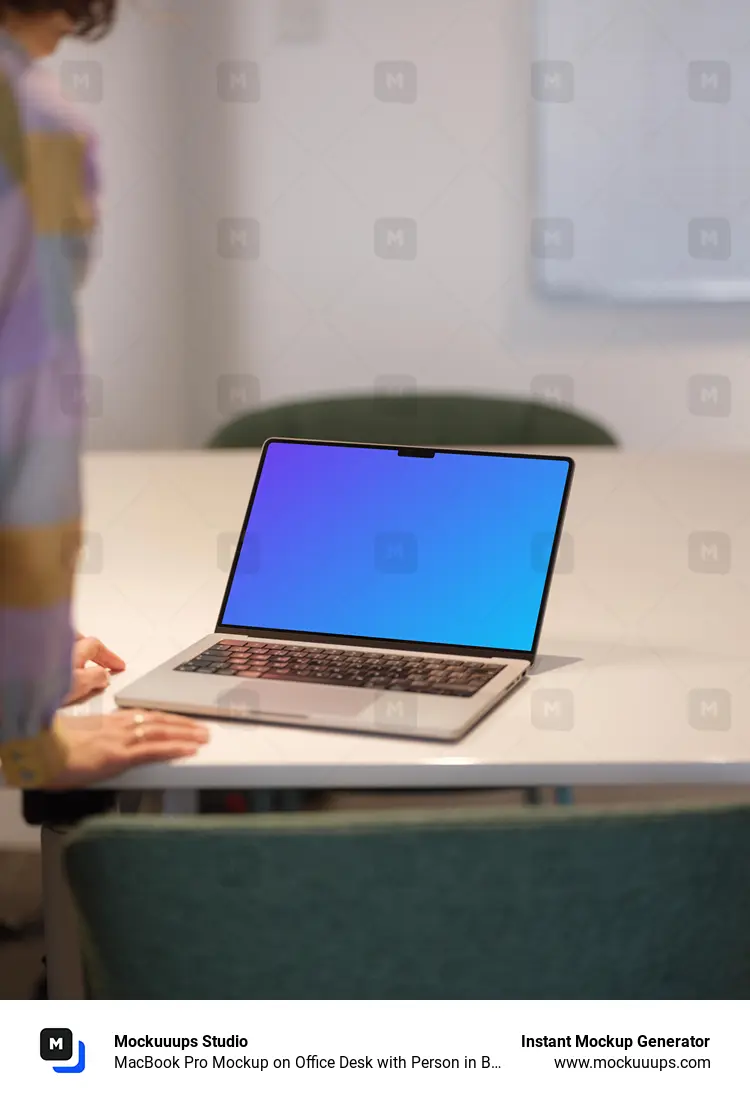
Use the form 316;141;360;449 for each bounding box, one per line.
128;720;210;747
122;710;209;738
124;713;210;766
74;635;126;672
62;664;110;705
122;712;210;760
128;740;206;766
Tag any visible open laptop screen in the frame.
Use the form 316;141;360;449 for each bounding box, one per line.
219;441;572;654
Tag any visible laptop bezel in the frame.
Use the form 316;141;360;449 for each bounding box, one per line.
214;438;575;662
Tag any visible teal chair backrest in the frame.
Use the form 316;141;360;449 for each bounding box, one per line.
209;393;617;448
65;804;750;999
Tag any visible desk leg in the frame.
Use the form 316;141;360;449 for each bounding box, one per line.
41;824;85;1000
161;789;199;815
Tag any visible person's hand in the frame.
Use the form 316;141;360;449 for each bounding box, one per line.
63;634;127;705
48;710;210;789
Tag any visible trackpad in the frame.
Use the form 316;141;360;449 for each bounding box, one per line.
217;683;369;719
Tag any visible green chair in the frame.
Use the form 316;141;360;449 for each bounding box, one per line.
65;803;750;999
209;392;617;449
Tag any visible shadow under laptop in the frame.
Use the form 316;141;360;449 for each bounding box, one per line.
528;654;582;675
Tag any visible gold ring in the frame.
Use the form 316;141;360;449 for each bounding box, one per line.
129;712;147;742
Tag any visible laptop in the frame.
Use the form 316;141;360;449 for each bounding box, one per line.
116;439;574;742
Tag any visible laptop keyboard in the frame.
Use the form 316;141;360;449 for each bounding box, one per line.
175;640;502;698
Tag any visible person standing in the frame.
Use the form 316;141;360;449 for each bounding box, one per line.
0;1;209;792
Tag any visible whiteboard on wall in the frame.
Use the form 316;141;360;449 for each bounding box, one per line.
533;0;750;302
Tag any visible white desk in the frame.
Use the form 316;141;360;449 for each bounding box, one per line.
38;446;750;998
69;447;750;790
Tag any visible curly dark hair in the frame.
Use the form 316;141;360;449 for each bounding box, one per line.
0;1;117;40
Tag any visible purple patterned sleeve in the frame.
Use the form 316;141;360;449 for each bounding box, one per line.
0;34;96;787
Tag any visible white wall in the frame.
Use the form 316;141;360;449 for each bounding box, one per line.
58;0;750;451
52;3;191;449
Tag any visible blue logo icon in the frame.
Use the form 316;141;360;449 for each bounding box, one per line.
40;1029;86;1074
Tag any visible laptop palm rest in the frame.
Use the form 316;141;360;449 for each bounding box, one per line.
217;683;369;719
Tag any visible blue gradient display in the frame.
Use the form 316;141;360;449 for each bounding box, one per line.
220;442;571;652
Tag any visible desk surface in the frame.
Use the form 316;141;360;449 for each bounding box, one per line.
71;448;750;788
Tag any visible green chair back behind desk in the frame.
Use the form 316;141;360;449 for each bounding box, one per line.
65;804;750;999
209;393;617;449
